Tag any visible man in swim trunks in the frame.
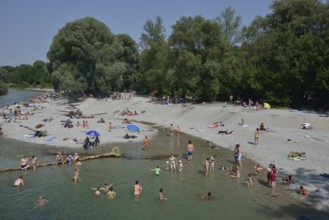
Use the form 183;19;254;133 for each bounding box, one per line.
144;136;149;151
299;186;308;195
73;168;79;182
158;188;167;202
169;154;177;170
33;195;48;209
134;180;143;196
13;175;24;186
186;140;194;161
203;158;210;176
31;155;37;170
92;188;101;196
107;186;116;198
176;126;181;136
56;152;63;165
20;155;29;171
201;192;214;200
169;124;174;136
210;155;216;172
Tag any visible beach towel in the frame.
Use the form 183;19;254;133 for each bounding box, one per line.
288;155;306;161
46;137;56;142
24;134;36;138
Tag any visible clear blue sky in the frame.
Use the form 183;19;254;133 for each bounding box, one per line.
0;0;273;66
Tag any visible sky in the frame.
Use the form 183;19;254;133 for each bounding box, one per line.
0;0;274;67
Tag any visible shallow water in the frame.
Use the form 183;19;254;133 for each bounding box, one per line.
0;128;328;220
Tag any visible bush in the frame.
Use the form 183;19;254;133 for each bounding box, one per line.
0;80;8;95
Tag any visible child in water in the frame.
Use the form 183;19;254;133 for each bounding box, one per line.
246;174;253;187
165;161;170;170
178;160;183;172
150;166;161;176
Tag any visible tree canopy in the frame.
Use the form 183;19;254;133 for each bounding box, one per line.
47;17;138;96
2;0;329;109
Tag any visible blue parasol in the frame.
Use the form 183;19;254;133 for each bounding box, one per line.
86;130;100;137
127;124;140;132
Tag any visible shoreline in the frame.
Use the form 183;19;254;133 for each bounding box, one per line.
24;87;55;92
1;95;329;212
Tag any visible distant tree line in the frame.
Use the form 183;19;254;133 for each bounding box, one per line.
0;60;50;95
1;0;329;108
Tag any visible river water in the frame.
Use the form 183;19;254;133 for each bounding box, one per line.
0;89;327;220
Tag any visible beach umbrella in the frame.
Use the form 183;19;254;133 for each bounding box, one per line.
127;124;140;132
264;103;271;109
86;130;100;137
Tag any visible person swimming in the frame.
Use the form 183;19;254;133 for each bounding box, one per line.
33;195;48;209
201;192;214;200
13;176;24;187
133;180;142;196
150;166;161;176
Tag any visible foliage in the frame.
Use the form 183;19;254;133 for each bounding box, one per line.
3;1;329;108
135;16;169;95
48;17;137;96
0;80;8;95
241;0;329;108
0;60;49;89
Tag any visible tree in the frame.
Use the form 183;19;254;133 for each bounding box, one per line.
115;34;139;91
0;80;8;95
0;67;10;83
169;15;228;101
48;17;133;96
240;0;329;108
135;16;169;95
215;7;242;45
32;60;50;86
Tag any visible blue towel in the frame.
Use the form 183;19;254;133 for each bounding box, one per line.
47;137;56;142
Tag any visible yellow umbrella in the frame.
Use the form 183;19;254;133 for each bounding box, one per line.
264;103;271;109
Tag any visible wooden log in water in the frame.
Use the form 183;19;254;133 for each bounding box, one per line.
0;147;121;173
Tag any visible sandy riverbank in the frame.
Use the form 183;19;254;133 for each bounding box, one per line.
1;95;329;212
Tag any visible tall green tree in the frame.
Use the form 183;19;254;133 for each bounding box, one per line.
32;60;50;86
115;34;139;91
0;80;8;95
48;17;133;96
241;0;329;107
136;16;169;95
215;7;242;45
169;16;228;101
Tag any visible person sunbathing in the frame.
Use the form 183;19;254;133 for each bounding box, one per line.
209;122;219;128
218;130;233;134
289;151;306;158
97;117;105;123
254;164;263;174
301;123;311;130
124;133;137;139
259;122;266;131
282;175;293;182
299;186;308;195
122;118;130;124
